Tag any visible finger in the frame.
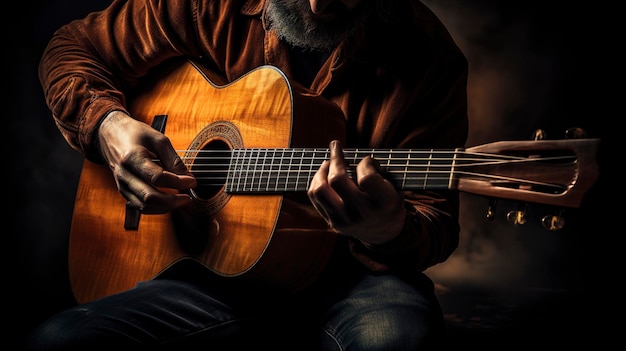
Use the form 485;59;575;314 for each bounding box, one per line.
327;140;359;195
148;134;197;189
125;149;196;192
117;167;192;214
327;140;348;177
355;156;393;202
312;194;348;228
141;193;193;214
326;141;370;223
150;133;194;176
123;187;192;214
153;170;197;191
308;159;348;227
308;160;334;218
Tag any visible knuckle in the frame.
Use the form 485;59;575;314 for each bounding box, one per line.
327;173;344;186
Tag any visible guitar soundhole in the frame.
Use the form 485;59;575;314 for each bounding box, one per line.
184;121;244;217
192;139;230;200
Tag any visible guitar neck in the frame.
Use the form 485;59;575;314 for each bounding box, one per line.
185;137;598;208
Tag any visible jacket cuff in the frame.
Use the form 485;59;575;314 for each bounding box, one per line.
348;214;421;272
82;100;129;164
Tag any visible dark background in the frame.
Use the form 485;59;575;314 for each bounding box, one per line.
9;0;613;348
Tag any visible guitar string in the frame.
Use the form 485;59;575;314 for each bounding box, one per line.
153;149;577;191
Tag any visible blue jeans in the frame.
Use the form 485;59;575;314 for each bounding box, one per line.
25;259;446;350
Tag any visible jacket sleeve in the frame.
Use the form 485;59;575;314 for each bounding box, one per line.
348;190;460;273
348;57;467;274
344;1;469;274
38;0;202;163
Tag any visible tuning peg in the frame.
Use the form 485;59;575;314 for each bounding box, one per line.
565;127;588;139
486;198;498;220
506;203;528;226
541;209;566;231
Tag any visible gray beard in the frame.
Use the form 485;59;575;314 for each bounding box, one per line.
265;0;375;52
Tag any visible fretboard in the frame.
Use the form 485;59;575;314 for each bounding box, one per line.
223;148;461;193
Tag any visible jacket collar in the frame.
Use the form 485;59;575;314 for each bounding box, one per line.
241;0;265;16
241;0;366;92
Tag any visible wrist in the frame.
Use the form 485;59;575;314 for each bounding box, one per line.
95;110;130;163
360;206;407;247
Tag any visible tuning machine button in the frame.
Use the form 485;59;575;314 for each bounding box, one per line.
506;204;528;226
541;209;566;231
486;198;498;220
531;129;547;141
565;127;587;139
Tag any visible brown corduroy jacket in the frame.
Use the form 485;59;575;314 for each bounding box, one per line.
39;0;469;282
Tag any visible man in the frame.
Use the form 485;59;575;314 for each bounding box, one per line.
27;0;468;349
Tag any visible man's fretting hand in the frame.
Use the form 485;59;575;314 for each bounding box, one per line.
307;140;407;245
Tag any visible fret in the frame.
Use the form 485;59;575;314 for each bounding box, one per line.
264;149;273;191
381;149;411;189
245;149;254;191
250;148;259;191
237;149;245;192
306;148;321;191
260;149;268;191
402;150;410;189
295;149;303;191
260;148;269;192
449;148;459;189
422;150;455;189
424;150;432;189
278;149;286;190
232;149;238;192
286;149;295;191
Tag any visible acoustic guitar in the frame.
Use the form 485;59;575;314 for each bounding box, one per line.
68;59;600;304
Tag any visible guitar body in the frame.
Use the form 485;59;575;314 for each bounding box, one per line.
69;60;345;303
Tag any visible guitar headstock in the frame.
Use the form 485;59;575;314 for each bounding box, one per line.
459;128;600;231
